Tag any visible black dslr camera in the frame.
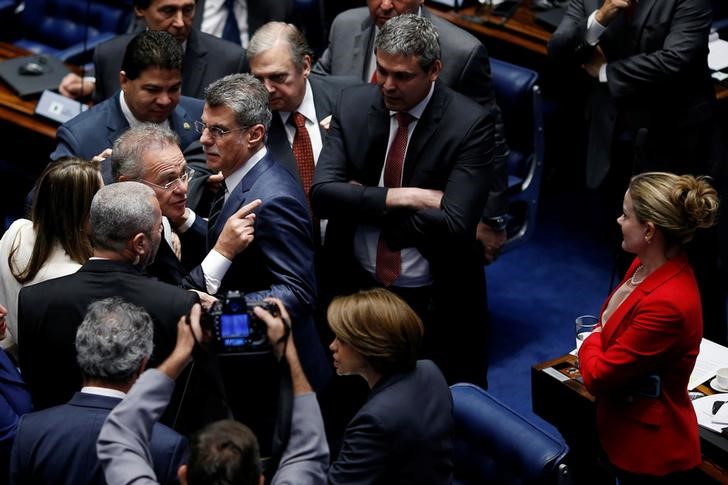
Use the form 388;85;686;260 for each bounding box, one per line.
201;290;279;355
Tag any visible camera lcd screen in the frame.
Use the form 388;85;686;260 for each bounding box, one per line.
220;313;251;338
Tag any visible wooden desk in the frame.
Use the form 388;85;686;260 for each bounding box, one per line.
430;1;550;55
0;43;62;139
429;3;728;101
532;355;728;484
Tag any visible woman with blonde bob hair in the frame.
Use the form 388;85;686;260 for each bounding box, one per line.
579;172;719;483
327;288;454;483
0;157;101;351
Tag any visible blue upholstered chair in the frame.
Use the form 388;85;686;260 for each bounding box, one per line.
10;0;132;63
450;383;570;485
490;57;545;251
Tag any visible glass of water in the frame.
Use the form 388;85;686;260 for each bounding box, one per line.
575;315;599;367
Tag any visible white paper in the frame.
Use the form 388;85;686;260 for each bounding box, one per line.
688;338;728;390
708;38;728;71
693;393;728;433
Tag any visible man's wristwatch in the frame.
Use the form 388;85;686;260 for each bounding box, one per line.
482;215;507;232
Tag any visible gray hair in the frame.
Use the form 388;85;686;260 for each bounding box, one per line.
204;73;272;131
375;14;441;72
76;297;154;382
247;21;313;71
111;124;181;181
90;182;157;252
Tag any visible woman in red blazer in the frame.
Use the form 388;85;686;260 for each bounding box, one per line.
579;172;719;483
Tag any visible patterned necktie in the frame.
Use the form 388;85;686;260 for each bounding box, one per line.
207;184;227;246
376;112;415;287
222;0;241;44
289;112;316;204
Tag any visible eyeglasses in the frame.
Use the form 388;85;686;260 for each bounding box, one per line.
139;166;195;191
194;121;249;140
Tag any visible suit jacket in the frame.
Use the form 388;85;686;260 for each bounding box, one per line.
314;7;493;109
266;74;361;183
313;7;508;216
0;349;31;478
329;360;453;484
98;369;327;485
548;0;715;187
579;253;702;475
311;82;494;299
49;93;204;184
17;259;198;411
10;391;186;485
93;29;246;101
192;0;294;42
191;153;330;391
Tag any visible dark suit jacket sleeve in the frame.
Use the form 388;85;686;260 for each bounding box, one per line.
245;193;317;311
547;0;595;65
605;0;712;98
328;412;390;485
313;45;333;76
49;124;81;161
93;40;112;102
9;415;29;484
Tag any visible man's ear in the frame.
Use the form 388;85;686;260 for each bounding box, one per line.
428;59;442;82
177;464;188;485
119;71;128;92
130;231;147;257
247;124;266;146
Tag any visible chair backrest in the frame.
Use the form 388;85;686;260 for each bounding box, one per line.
490;57;545;250
450;383;569;485
16;0;132;62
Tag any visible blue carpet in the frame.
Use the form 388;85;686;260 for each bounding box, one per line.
486;188;615;437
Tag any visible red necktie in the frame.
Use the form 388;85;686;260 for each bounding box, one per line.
376;112;414;286
290;112;316;204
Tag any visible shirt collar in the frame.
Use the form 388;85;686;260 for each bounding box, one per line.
224;146;268;194
119;91;171;131
389;82;435;120
81;386;127;399
279;79;316;125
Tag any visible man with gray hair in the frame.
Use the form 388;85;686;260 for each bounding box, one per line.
10;298;187;485
246;22;359;208
312;14;500;388
17;182;199;415
112;123;260;294
196;73;330;448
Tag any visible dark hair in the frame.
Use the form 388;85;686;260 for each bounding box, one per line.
187;420;261;485
327;288;423;375
133;0;196;9
10;158;100;283
121;30;183;80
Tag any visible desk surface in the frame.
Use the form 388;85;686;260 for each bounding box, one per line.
532;355;728;483
0;43;62;139
429;3;728;101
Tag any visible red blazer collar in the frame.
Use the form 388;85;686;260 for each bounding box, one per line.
600;252;691;344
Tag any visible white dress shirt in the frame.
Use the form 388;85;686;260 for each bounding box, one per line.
200;0;249;47
277;79;324;163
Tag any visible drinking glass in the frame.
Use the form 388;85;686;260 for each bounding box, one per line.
575;315;599;367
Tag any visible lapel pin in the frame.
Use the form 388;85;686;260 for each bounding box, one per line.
184;122;191;130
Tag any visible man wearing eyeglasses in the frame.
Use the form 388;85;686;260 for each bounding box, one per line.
111;123;261;299
194;73;330;447
49;30;205;187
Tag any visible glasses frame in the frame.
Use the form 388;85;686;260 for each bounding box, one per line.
194;120;250;140
138;166;195;191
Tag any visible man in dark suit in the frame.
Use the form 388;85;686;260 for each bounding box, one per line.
195;73;330;447
111;123;260;296
548;0;715;189
313;0;509;264
192;0;294;47
246;22;360;203
60;0;247;101
10;298;186;485
311;15;500;387
17;182;198;412
50;30;204;185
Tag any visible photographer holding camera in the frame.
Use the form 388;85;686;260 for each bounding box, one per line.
97;302;329;485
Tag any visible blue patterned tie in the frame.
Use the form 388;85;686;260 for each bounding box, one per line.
222;0;241;44
207;184;227;246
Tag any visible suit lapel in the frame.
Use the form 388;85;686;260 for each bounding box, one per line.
632;0;657;42
310;76;330;140
366;97;390;185
354;17;375;80
107;95;130;148
403;83;445;185
212;156;275;241
170;102;197;147
267;114;301;180
183;30;207;98
601;254;689;346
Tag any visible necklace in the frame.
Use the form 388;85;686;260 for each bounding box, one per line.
629;265;647;286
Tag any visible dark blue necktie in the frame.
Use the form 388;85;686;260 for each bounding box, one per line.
207;184;227;246
222;0;241;44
